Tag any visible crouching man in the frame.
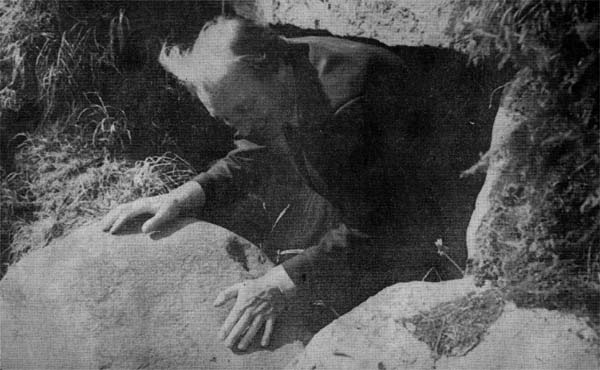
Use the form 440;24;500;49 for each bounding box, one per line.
101;16;453;351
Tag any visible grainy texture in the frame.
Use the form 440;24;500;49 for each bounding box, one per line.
435;303;600;370
0;219;315;369
285;278;479;370
234;0;464;47
285;278;599;370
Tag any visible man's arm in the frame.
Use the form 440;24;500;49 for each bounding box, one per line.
280;222;372;299
101;139;267;234
193;139;269;209
101;180;206;234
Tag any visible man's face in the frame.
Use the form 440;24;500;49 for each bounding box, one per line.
195;64;293;137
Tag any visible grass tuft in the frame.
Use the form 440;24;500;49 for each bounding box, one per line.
405;290;505;360
0;1;226;278
455;0;599;328
4;115;196;264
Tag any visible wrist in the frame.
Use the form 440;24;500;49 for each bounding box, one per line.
263;265;297;298
170;181;205;212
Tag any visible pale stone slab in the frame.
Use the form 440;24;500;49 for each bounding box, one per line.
1;219;313;369
235;0;465;48
285;277;479;369
438;304;600;370
285;278;599;370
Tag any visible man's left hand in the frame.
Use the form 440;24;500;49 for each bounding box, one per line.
214;265;296;350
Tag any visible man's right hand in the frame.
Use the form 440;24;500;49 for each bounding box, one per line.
100;181;205;234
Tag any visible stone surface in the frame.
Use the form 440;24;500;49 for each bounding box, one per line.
0;218;315;369
437;304;600;370
465;104;526;262
464;70;537;269
285;278;599;370
285;277;480;370
234;0;466;48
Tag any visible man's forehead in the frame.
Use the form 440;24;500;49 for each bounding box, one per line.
192;63;267;116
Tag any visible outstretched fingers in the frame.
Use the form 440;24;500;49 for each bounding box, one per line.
100;210;120;232
109;213;133;234
102;201;153;234
222;300;269;349
261;316;274;347
237;314;265;350
141;206;172;233
224;308;254;348
214;283;241;307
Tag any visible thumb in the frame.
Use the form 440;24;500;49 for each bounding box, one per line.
141;207;172;233
214;283;241;307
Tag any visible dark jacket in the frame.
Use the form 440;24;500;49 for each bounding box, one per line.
194;36;428;295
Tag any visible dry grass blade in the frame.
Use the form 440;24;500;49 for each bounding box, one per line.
404;290;505;360
5;117;197;263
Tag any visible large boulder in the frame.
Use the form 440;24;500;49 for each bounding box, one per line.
0;218;315;369
234;0;466;48
465;72;531;268
285;278;599;370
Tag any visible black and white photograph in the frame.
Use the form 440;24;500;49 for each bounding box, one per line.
0;1;598;369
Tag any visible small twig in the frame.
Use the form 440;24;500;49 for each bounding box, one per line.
270;203;290;233
472;28;500;39
422;267;442;282
488;82;511;108
312;300;341;318
422;267;435;281
433;317;447;358
332;351;353;358
587;244;592;278
438;251;465;277
435;239;465;277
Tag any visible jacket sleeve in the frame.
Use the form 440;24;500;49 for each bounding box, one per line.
280;85;397;301
193;139;269;208
281;222;373;292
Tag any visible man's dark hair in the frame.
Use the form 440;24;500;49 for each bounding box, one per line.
215;16;290;76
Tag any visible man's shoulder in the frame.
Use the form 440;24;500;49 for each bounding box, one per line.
288;36;396;61
288;36;404;110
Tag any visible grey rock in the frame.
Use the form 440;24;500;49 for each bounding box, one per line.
285;278;599;370
437;303;600;370
1;218;313;369
285;278;479;370
234;0;466;48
